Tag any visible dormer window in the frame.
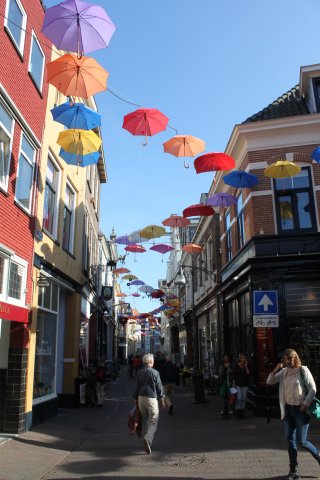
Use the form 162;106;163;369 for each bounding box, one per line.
312;77;320;112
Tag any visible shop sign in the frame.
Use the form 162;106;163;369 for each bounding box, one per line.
253;315;279;328
0;300;29;323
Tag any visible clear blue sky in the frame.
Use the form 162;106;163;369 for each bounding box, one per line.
44;0;320;312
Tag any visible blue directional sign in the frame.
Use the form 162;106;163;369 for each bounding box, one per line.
253;290;278;315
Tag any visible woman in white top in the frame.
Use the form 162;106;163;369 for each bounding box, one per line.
267;348;320;480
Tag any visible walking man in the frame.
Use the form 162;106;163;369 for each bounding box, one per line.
160;355;180;414
133;353;165;454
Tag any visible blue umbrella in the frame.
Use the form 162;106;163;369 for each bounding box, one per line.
51;102;102;130
223;170;259;188
207;193;238;207
59;148;100;167
312;147;320;163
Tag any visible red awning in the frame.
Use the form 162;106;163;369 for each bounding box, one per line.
0;301;30;323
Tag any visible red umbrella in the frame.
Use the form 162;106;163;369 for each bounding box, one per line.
182;243;203;253
150;289;165;299
162;215;190;228
114;267;130;274
183;204;215;218
194;152;235;174
122;108;169;145
124;244;146;253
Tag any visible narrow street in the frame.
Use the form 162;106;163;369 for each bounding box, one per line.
1;368;320;480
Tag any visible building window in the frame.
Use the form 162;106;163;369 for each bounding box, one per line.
312;78;320;113
15;133;36;212
0;252;26;305
225;211;232;261
34;281;59;402
237;192;245;248
275;167;317;234
43;157;60;237
28;32;45;92
4;0;26;55
0;103;14;192
63;182;75;253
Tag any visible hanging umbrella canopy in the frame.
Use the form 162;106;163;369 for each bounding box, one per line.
183;204;215;218
162;214;190;228
223;170;259;189
125;244;146;253
42;0;116;55
182;243;204;253
131;292;141;297
51;102;101;130
264;160;301;179
207;193;238;208
59;149;100;167
114;268;130;275
114;235;134;245
163;135;205;157
140;225;166;240
122;274;138;280
139;285;155;294
116;292;127;297
130;280;145;286
57;129;101;155
312;147;320;163
194;152;236;174
47;53;108;99
127;230;149;244
150;289;165;299
122;108;169;145
149;244;174;255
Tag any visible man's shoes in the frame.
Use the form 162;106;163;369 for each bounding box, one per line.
288;464;300;480
168;405;173;414
143;438;151;454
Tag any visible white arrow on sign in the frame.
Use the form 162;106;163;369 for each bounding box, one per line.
258;294;274;312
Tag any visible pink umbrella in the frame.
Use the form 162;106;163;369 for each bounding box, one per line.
131;292;141;297
162;215;190;228
124;244;146;253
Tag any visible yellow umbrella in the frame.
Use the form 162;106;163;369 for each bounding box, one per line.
140;225;166;240
264;160;301;179
57;129;101;155
122;274;138;280
280;202;293;220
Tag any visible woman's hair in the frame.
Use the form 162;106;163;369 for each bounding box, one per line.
283;348;301;368
142;353;154;365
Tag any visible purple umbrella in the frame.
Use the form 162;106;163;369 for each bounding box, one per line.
207;193;238;208
131;292;141;297
130;280;145;286
114;235;134;245
149;244;174;255
42;0;116;55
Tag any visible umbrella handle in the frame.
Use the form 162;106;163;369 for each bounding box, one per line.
184;160;190;169
142;136;148;146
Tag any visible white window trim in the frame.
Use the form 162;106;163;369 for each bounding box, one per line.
43;154;61;240
5;254;28;306
0;103;14;193
28;30;45;93
64;180;76;254
15;132;36;213
4;0;27;57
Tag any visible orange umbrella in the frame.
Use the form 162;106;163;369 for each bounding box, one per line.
182;243;203;253
47;53;108;98
114;268;130;275
162;215;190;228
163;135;205;157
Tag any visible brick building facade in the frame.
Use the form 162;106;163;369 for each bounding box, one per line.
0;0;51;432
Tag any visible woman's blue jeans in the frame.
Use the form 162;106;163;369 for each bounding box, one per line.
284;404;319;466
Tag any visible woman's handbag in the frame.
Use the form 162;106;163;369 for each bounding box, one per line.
300;367;320;420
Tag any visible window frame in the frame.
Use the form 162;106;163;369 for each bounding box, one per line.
42;155;61;239
4;0;27;56
15;132;36;213
225;210;232;262
28;31;45;93
0;251;27;306
312;77;320;113
0;102;14;193
62;181;76;254
237;192;245;249
274;167;317;235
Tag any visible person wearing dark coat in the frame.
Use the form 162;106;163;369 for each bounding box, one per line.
159;355;180;414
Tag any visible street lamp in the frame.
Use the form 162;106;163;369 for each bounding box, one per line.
174;264;216;404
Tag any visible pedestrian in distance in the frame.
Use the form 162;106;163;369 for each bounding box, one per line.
233;353;251;419
128;354;134;377
95;359;106;407
267;348;320;480
133;353;166;454
133;354;142;377
218;353;234;419
159;355;180;414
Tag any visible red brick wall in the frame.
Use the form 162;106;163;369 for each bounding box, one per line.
0;0;51;306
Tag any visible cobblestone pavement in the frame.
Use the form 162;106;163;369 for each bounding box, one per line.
1;368;320;480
